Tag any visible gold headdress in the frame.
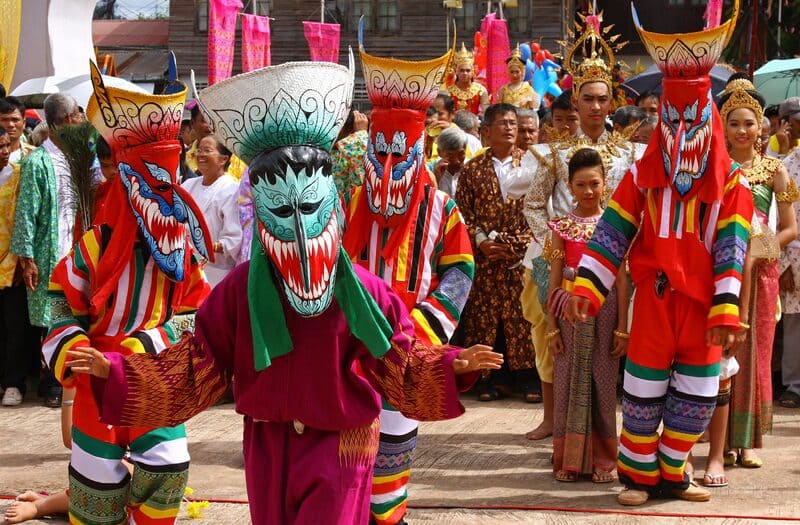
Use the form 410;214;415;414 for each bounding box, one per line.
561;10;627;94
454;43;474;69
719;78;764;124
506;44;524;70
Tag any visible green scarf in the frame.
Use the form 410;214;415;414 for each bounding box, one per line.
247;233;393;371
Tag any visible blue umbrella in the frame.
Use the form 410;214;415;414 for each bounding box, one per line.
754;58;800;107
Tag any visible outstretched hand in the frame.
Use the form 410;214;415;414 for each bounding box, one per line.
452;344;503;375
66;346;110;379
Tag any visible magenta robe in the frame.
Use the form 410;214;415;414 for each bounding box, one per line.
91;263;476;524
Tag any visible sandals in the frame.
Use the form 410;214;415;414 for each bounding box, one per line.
592;469;615;483
555;470;578;482
477;385;501;402
779;390;800;409
702;472;728;487
723;450;738;467
523;391;543;403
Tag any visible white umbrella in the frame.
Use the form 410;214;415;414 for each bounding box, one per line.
10;73;150;108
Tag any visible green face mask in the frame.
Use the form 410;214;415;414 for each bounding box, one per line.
250;145;341;317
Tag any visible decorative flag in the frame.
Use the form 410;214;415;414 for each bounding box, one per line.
481;13;511;102
242;14;272;72
703;0;723;29
0;0;22;89
303;22;341;63
208;0;242;85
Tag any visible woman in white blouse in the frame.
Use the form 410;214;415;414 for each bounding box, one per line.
182;135;242;287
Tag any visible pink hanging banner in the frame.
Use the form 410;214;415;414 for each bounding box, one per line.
208;0;242;85
481;13;511;102
703;0;723;29
302;21;341;63
242;13;271;72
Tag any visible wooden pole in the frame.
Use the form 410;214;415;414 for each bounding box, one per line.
321;0;325;23
252;0;256;15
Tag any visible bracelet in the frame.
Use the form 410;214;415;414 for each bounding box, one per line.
545;329;561;341
613;329;630;339
739;321;751;330
61;400;75;406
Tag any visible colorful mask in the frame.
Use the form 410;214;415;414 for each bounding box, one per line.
86;60;213;281
359;19;452;225
632;0;740;200
195;55;393;371
195;58;353;316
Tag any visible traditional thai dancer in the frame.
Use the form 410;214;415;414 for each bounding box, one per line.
545;148;628;483
42;60;214;525
343;25;475;525
65;56;500;525
717;79;797;474
447;43;489;116
567;2;754;505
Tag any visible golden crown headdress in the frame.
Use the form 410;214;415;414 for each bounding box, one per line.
506;43;525;69
454;43;474;68
560;10;626;95
719;78;764;124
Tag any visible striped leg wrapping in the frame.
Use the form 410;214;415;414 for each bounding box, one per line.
68;465;130;525
371;407;418;525
128;426;190;524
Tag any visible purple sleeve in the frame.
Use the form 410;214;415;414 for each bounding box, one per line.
90;277;240;427
237;173;254;263
358;270;478;421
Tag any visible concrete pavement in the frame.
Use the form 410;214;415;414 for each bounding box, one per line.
1;395;799;524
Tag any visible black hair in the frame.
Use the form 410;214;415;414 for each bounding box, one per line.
249;145;332;187
765;105;780;119
538;107;552;126
0;96;25;116
0;127;6;137
190;104;202;121
426;106;437;118
568;147;605;182
483;103;518;127
635;90;660;106
181;119;192;130
96;136;112;160
0;84;5;98
551;90;575;112
435;93;455;114
725;72;752;85
612;105;646;128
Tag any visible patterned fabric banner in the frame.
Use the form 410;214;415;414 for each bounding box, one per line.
481;13;510;102
242;14;271;72
0;0;22;89
208;0;243;85
303;22;341;63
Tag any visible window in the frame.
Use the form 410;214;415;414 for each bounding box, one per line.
452;0;533;40
453;0;479;36
196;0;270;34
335;0;398;33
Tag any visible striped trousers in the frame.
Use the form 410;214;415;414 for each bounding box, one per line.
370;405;417;525
68;378;189;525
618;282;721;491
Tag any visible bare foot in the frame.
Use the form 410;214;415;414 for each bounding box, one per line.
592;469;615;483
15;491;43;503
4;500;39;523
525;421;553;440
